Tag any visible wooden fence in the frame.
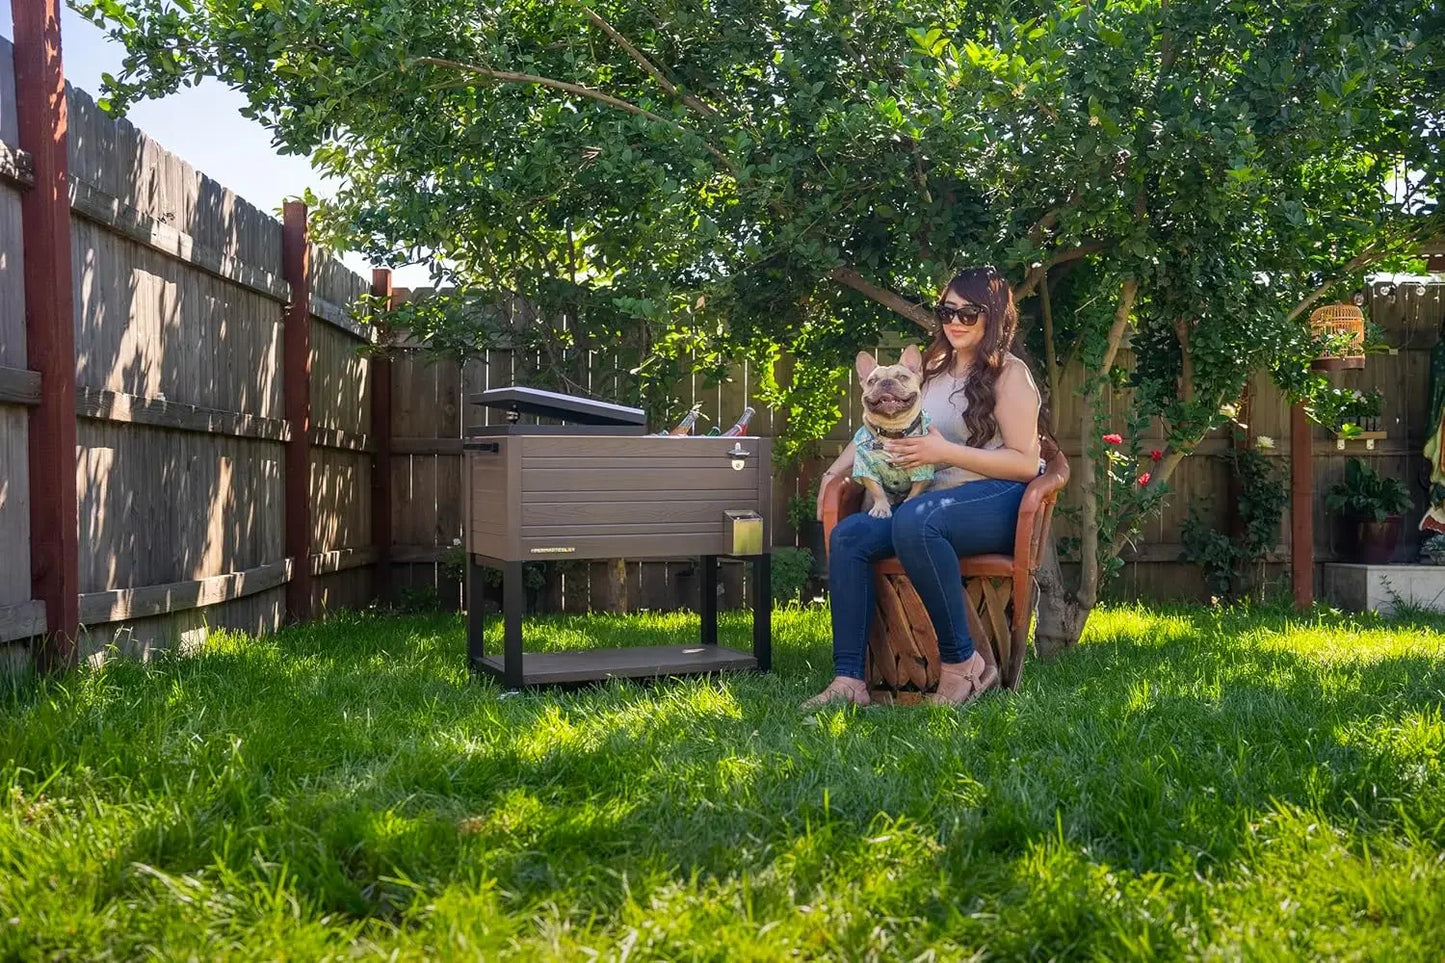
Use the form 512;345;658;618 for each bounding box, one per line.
1069;281;1442;600
0;31;378;668
384;277;1441;610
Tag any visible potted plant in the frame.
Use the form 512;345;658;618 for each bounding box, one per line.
1326;458;1412;564
1331;389;1387;448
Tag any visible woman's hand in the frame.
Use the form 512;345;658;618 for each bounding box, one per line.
884;425;955;471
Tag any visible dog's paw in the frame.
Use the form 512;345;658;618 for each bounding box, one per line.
867;502;893;519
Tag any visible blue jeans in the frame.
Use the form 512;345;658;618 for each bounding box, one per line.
828;481;1026;679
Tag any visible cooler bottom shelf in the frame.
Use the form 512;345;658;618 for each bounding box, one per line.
474;644;757;685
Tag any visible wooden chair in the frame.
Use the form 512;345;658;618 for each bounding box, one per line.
820;444;1070;701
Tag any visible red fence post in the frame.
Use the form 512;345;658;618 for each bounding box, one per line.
282;202;312;621
14;0;80;669
1290;403;1313;609
370;269;393;603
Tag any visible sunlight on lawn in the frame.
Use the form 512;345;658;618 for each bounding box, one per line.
1;602;1442;959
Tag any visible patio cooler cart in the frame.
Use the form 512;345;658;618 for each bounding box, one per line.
464;386;772;687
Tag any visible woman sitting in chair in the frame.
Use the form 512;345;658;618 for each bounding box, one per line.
804;266;1045;709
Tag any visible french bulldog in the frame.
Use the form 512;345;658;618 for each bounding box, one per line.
852;345;934;518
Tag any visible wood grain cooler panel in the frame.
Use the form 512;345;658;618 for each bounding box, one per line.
466;434;771;561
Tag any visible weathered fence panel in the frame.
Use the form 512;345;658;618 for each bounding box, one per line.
308;256;373;613
0;41;380;669
0;38;41;669
63;79;305;658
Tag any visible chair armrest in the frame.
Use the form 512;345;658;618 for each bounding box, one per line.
821;474;864;554
1012;448;1072;577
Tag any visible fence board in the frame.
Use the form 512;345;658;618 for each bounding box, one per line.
79;558;291;623
0;600;45;644
311;448;372;553
76;420;285;593
0;39;16;146
0;184;24;369
310;320;370;436
0;406;31;609
71;219;286;418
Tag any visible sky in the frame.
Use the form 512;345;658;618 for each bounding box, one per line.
0;5;432;287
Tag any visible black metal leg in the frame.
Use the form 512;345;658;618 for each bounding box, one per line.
752;553;771;671
503;560;525;688
467;555;487;673
701;555;718;645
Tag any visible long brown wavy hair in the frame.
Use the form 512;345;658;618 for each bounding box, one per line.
921;266;1020;447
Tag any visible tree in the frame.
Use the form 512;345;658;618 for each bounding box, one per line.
81;0;1443;642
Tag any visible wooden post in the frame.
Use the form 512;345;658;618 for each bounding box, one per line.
282;202;312;621
14;0;80;669
369;269;393;604
1290;402;1313;609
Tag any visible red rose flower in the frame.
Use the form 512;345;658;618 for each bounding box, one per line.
1138;472;1152;486
1150;449;1163;462
1102;433;1123;445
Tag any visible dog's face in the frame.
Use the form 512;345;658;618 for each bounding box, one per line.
856;345;924;431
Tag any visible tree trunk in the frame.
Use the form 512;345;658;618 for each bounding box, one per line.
1036;277;1138;651
1076;378;1102;611
1041;270;1060;423
1034;535;1087;657
592;558;629;613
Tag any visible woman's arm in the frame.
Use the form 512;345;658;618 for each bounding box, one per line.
815;441;857;520
886;363;1042;483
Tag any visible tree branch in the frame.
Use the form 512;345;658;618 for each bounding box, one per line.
1013;241;1106;301
1100;277;1139;377
1107;385;1232;557
828;267;934;331
1284;239;1408;323
566;1;720;120
409;56;736;172
1076;277;1136;610
1077;384;1101;609
1041;267;1060;417
1173;316;1194;404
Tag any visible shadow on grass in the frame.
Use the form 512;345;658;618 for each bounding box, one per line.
2;603;1443;953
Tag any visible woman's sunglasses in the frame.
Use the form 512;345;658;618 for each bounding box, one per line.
934;302;985;327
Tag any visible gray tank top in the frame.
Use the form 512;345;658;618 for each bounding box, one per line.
920;354;1038;489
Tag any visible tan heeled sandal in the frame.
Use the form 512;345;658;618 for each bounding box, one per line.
801;676;872;710
926;651;999;706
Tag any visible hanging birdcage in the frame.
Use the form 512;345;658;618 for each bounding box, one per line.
1309;303;1366;372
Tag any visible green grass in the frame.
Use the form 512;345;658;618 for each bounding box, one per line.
2;601;1444;961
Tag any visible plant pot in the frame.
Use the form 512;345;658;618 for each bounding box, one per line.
1337;514;1403;564
1310;355;1365;372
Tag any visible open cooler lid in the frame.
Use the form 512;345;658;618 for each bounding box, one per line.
470;385;647;427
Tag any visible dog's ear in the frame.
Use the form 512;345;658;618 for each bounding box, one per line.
855;351;878;382
899;344;923;374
